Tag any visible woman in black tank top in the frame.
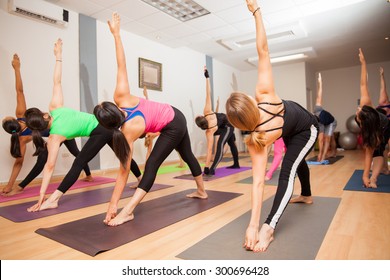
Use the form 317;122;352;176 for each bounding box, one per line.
225;0;318;253
195;67;240;174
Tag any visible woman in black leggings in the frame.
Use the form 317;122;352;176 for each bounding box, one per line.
1;54;91;196
195;67;240;175
225;0;318;252
93;13;207;226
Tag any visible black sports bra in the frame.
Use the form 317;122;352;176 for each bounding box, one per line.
204;112;218;130
253;101;285;133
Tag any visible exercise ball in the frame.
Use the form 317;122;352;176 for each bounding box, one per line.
338;132;358;150
346;115;361;134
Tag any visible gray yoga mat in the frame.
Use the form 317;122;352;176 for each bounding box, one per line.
177;196;340;260
0;183;172;222
35;190;242;256
237;169;280;186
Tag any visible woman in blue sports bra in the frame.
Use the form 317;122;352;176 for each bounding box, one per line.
225;0;318;252
1;54;92;196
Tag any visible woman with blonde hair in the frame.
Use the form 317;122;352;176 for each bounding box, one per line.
225;0;318;252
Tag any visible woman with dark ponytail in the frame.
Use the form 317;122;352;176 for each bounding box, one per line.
225;0;318;252
93;13;207;227
1;54;92;196
355;48;390;188
25;39;142;212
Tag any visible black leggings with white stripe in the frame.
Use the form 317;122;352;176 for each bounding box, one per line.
210;126;239;172
265;124;318;229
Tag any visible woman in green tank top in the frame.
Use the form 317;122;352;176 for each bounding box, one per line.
24;39;141;212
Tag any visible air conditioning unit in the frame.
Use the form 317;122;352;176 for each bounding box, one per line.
8;0;69;28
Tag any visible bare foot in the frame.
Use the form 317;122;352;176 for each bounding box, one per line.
2;186;24;197
381;168;389;175
289;195;313;204
186;190;208;199
0;185;13;194
82;175;94;182
265;175;271;181
38;198;59;211
253;224;274;252
107;212;134;226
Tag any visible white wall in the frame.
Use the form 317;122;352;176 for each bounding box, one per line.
0;0;81;184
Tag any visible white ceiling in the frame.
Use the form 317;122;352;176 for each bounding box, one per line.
46;0;390;72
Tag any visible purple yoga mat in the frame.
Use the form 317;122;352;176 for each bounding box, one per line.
0;183;172;222
174;166;251;181
35;190;242;256
0;176;116;203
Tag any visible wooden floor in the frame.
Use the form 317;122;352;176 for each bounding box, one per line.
0;149;389;260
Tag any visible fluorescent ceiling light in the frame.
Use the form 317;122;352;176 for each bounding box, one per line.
270;53;307;63
247;47;315;65
141;0;210;22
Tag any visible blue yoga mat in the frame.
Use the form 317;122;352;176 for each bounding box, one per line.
343;170;390;193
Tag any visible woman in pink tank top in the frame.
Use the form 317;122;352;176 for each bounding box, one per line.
94;13;207;227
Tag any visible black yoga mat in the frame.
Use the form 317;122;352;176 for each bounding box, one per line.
343;169;390;193
177;196;340;260
0;183;172;222
35;190;242;256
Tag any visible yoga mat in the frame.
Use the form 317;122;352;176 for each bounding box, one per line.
237;169;280;186
35;190;242;256
177;196;340;260
157;164;188;174
0;183;172;222
220;156;249;163
306;155;344;165
0;176;116;203
174;166;251;181
343;169;390;193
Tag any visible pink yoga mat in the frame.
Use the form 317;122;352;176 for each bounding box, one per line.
0;176;116;203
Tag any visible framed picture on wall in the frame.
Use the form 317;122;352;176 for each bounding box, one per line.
138;57;162;91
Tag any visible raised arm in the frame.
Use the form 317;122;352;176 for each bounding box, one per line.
315;73;323;106
143;86;148;100
378;67;388;106
246;0;275;99
358;48;373;107
12;54;26;118
215;96;220;113
203;66;213;115
49;39;64;111
108;12;131;105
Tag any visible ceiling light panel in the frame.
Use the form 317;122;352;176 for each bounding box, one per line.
141;0;210;22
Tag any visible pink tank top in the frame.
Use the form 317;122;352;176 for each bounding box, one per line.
121;98;174;133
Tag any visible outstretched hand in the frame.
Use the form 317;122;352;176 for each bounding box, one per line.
104;202;118;224
246;0;259;14
108;12;121;36
54;38;63;58
204;66;209;78
12;54;20;70
380;67;384;76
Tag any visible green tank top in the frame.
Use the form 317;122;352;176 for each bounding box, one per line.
50;107;99;139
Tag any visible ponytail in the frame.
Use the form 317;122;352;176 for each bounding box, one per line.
226;92;266;151
112;129;130;168
24;107;49;156
93;101;130;168
31;129;46;156
2;118;22;158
